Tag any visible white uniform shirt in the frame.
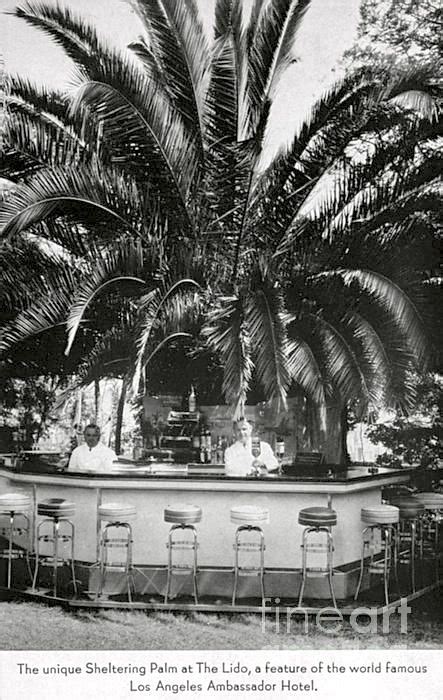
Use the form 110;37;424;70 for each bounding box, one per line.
224;439;278;476
68;442;116;473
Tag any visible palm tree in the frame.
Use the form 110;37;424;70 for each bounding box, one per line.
0;0;441;461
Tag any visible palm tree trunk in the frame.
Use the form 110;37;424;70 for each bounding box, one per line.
306;397;348;465
340;404;351;465
114;378;127;455
322;399;348;465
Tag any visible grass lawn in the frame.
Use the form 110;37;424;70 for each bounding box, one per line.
0;591;442;650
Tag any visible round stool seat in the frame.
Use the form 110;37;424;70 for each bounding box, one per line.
37;498;76;518
413;492;443;509
390;498;425;519
298;507;337;527
164;504;202;524
0;493;32;511
361;505;399;525
230;505;270;525
98;503;136;521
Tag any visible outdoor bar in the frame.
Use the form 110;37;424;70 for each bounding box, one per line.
0;454;424;605
1;386;442;610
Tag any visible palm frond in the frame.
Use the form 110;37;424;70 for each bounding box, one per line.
251;69;380;236
203;294;254;417
0;164;144;240
246;0;311;135
77;325;133;384
383;66;440;121
4;104;87;178
204;31;251;233
70;65;199;228
130;0;209;136
243;259;293;408
13;2;106;78
133;278;202;392
316;269;429;367
0;236;68;311
0;267;76;355
65;241;147;356
285;334;325;405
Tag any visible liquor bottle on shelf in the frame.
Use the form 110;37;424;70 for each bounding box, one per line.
188;385;197;412
201;429;207;463
215;436;224;464
205;429;212;463
192;425;200;450
275;437;285;461
211;440;217;464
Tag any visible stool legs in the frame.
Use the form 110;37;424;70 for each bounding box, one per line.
355;524;396;606
165;524;199;605
32;518;77;598
397;518;423;593
420;510;441;582
96;522;135;602
1;511;32;589
232;525;265;607
298;526;336;609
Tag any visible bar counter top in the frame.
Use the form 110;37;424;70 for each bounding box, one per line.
0;462;413;493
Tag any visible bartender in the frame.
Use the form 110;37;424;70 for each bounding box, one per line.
224;418;278;476
68;424;116;472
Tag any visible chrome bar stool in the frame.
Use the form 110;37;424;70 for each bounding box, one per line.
0;492;33;589
32;498;77;598
354;504;399;606
231;505;269;606
390;498;425;592
95;502;137;602
164;504;202;604
413;493;443;576
297;506;337;608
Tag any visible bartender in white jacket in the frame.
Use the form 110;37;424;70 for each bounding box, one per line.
68;424;116;472
224;418;278;476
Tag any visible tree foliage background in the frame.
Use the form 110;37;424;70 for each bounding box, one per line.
0;0;441;460
344;0;442;71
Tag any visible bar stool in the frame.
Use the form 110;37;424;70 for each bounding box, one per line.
413;492;443;560
96;502;137;602
390;498;425;592
32;498;77;598
164;504;202;604
297;506;337;608
354;504;399;606
0;492;33;589
230;505;269;606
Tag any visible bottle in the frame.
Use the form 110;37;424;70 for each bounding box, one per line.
199;429;206;464
216;436;223;464
188;385;197;413
276;438;285;461
205;429;212;463
211;440;217;464
251;435;261;458
192;425;200;450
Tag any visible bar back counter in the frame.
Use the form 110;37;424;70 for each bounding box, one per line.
0;461;414;605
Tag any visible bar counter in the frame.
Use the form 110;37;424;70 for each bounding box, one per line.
0;463;412;575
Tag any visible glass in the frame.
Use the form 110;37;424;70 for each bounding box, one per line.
251;436;261;458
251;436;262;477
